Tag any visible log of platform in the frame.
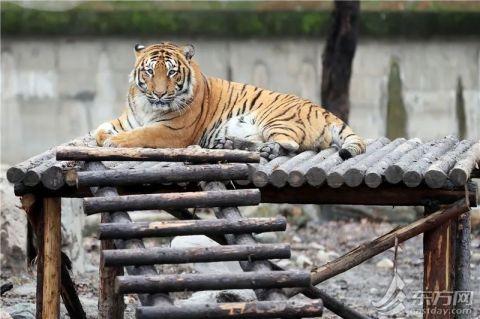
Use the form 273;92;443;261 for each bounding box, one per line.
403;136;458;187
288;148;336;187
252;156;290;187
103;244;291;267
307;138;382;187
71;163;251;187
326;137;390;188
285;198;470;299
99;217;287;239
6;134;92;183
269;151;316;188
84;189;260;215
449;141;480;186
344;138;406;187
425;140;475;188
364;138;422;188
136;299;323;319
56;146;260;163
385;136;455;184
116;271;310;294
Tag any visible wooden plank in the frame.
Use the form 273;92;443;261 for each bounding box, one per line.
365;138;421;188
343;138;406;187
403;137;458;187
56;146;261;163
288;148;336;187
257;183;478;207
449;141;480;186
103;244;291;267
425;140;475;188
423;205;456;319
99;217;287;239
326;137;390;188
42;197;61;319
72;163;251;187
269;151;316;187
136;300;323;319
115;271;310;294
252;156;290;187
83;189;261;215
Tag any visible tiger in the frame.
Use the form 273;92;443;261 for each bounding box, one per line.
94;42;366;160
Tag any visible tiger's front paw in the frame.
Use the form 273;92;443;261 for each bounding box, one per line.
257;142;286;160
103;133;137;148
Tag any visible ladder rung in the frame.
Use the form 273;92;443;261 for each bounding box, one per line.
136;299;323;319
99;217;287;239
83;189;260;215
103;244;291;267
115;270;310;294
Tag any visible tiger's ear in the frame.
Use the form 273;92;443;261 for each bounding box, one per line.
183;44;195;61
134;44;145;58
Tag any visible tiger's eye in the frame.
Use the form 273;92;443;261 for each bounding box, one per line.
146;69;153;75
168;70;176;77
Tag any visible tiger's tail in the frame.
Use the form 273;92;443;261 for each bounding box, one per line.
330;123;366;160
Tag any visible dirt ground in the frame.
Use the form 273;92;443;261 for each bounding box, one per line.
1;217;479;319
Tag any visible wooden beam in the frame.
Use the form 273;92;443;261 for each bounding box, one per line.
285;199;470;298
56;146;260;163
99;217;287;239
116;271;310;294
98;213;124;319
103;244;291;267
423;204;456;319
70;163;251;187
41;197;61;319
21;196;86;319
83;189;261;215
136;300;323;319
454;211;472;319
257;183;478;207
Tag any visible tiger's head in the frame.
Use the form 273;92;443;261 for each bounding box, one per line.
130;42;196;112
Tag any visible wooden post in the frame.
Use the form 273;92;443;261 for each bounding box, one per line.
99;213;125;319
42;197;61;319
423;204;456;319
454;211;471;319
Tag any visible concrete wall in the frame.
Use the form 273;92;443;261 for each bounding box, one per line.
2;37;479;164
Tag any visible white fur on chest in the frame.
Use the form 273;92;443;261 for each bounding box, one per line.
221;114;262;141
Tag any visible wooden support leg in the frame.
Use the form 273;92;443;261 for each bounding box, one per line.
99;212;125;319
42;197;61;319
454;211;471;319
423;205;456;319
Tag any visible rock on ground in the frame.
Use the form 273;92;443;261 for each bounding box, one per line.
0;164;27;274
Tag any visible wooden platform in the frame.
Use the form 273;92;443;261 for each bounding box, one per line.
5;134;480;319
7;135;480;210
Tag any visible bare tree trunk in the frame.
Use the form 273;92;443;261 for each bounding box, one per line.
321;0;359;123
